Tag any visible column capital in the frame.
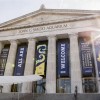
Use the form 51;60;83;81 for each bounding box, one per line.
91;31;100;40
0;41;4;46
9;39;19;44
47;35;57;40
27;38;37;42
69;33;78;39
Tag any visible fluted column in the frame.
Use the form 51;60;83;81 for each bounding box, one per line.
3;40;18;93
46;36;56;93
69;34;83;93
0;42;4;53
21;38;36;93
91;32;100;93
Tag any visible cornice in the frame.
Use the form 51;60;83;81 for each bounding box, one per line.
45;9;100;14
0;8;100;28
0;14;99;32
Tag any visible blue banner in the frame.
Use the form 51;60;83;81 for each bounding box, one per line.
0;48;9;76
79;38;94;76
94;39;100;77
14;46;27;76
35;42;47;76
57;40;70;77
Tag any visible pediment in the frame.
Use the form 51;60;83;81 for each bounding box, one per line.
0;8;98;28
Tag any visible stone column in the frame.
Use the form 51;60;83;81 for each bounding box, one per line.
21;38;36;93
0;42;4;53
91;32;100;93
3;40;18;93
46;36;56;93
69;34;83;93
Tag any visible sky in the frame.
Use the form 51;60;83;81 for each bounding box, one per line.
0;0;100;23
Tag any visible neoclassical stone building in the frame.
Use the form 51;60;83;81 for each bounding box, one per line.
0;5;100;94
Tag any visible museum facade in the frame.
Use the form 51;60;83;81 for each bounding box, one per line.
0;5;100;94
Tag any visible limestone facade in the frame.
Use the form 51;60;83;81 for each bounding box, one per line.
0;6;100;93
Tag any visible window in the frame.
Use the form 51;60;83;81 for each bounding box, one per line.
57;78;71;93
34;79;46;93
82;78;97;93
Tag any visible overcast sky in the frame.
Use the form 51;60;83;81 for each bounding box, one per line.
0;0;100;23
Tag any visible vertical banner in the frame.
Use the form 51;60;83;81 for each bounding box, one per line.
94;38;100;77
35;42;47;76
79;37;94;77
0;48;9;76
57;40;70;77
14;46;27;76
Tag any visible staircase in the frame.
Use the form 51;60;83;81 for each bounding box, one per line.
0;93;100;100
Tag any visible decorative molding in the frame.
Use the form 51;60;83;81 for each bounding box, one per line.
0;14;99;32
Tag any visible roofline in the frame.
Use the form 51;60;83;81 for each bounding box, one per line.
0;8;100;28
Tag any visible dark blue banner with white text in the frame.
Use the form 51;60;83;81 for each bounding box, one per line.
94;38;100;77
14;46;27;76
57;40;70;77
79;37;94;77
0;48;9;76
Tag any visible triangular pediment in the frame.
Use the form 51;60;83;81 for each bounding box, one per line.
0;8;99;28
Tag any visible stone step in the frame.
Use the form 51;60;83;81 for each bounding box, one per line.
0;93;100;100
